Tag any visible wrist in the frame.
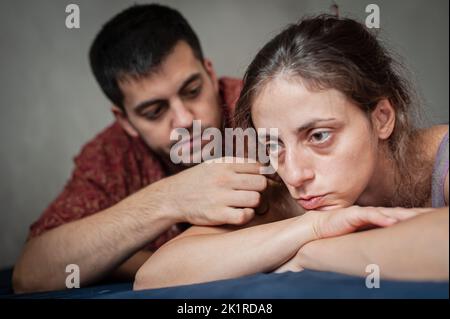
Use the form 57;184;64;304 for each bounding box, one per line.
295;239;318;270
119;180;180;226
297;211;321;241
144;178;185;224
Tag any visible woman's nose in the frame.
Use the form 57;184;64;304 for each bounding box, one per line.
282;148;315;188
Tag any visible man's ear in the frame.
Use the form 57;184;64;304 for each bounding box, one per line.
203;59;219;93
111;105;139;138
371;99;396;140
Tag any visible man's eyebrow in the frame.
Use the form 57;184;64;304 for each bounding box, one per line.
134;98;165;114
133;73;203;114
178;73;202;93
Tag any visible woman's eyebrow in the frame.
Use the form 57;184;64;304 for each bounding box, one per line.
257;131;279;142
296;118;337;133
257;118;338;141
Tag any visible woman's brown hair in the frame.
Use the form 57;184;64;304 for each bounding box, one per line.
235;14;426;207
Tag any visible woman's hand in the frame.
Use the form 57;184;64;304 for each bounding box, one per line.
308;206;432;239
273;206;430;273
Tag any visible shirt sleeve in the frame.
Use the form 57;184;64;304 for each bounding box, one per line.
28;136;123;239
27;125;188;252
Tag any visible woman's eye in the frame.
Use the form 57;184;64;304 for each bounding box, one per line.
266;142;280;155
310;131;331;144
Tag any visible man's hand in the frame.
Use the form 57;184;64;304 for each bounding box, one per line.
154;157;268;226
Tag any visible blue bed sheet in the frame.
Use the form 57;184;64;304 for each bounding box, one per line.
1;268;448;299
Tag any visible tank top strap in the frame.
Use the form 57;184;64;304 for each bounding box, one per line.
431;131;449;208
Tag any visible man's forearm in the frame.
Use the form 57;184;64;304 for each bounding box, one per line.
297;208;449;281
13;187;174;293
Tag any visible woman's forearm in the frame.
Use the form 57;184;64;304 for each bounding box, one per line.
297;208;449;281
134;214;316;290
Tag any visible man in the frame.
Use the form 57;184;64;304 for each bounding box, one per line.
12;4;268;293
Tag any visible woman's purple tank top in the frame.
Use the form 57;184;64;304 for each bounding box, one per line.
431;131;449;208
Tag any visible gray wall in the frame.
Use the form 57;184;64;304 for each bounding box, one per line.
0;0;448;269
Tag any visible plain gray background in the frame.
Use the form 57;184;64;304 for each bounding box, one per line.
0;0;448;269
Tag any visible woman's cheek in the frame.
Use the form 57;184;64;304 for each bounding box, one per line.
276;168;298;197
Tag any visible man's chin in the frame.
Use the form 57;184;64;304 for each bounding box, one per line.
165;150;205;168
178;160;199;168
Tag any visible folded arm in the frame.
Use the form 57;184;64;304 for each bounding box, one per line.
133;199;406;290
288;208;449;281
133;213;313;290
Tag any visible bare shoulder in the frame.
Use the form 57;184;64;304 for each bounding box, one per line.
421;124;448;144
414;125;448;158
420;125;449;205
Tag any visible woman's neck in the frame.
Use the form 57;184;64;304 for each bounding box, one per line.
357;131;435;208
356;145;400;207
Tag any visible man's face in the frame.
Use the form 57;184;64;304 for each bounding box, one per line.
115;41;223;165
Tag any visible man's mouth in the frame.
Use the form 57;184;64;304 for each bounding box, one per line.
174;133;203;148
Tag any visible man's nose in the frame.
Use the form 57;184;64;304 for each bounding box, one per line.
282;147;315;189
171;100;194;129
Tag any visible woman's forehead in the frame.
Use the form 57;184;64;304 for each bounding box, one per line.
251;78;352;126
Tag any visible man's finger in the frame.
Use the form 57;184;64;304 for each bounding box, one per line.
231;174;268;191
226;190;262;208
232;161;263;174
221;207;255;225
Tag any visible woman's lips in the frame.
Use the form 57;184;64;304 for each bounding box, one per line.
297;195;326;210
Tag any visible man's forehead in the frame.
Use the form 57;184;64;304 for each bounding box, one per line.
119;41;204;92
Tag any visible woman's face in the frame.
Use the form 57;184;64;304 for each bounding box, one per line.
252;77;379;211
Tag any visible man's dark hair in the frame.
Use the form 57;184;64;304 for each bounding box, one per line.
89;4;204;111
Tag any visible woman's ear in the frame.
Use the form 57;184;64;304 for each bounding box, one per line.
111;105;139;138
203;59;219;93
371;99;396;140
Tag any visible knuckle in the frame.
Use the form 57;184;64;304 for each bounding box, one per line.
215;174;230;187
218;208;232;223
250;192;261;207
245;208;255;216
258;176;268;190
248;176;267;190
233;211;247;224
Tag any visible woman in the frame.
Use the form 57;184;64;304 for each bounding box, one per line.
133;15;448;290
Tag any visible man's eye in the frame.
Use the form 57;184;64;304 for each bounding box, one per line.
309;131;331;144
143;106;164;120
184;86;201;98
